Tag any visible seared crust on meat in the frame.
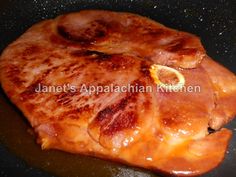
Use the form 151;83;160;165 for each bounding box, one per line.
0;10;236;176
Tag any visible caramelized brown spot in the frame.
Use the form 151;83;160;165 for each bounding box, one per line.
25;103;36;114
101;55;136;71
56;91;78;106
77;104;91;114
49;34;75;47
22;45;41;57
42;58;52;66
57;19;108;44
166;38;186;53
140;60;151;77
6;65;24;87
72;51;135;71
91;92;138;135
177;48;198;56
71;50;111;60
57;109;81;120
20;81;41;100
103;111;137;135
57;104;94;121
94;97;129;125
142;27;169;37
166;37;198;56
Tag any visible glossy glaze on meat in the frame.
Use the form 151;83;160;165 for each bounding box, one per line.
0;10;236;176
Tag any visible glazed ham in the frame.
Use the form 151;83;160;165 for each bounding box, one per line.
0;10;236;176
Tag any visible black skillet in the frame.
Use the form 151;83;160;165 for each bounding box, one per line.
0;0;236;177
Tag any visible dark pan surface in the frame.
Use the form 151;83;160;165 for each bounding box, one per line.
0;0;236;177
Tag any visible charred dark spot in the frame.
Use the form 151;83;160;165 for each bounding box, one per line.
57;25;91;43
208;127;215;134
57;25;75;41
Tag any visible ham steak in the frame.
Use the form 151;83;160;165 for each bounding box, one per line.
0;10;236;176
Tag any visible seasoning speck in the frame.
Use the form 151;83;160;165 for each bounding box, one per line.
199;16;203;22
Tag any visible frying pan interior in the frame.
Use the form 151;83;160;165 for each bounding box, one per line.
0;0;235;177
